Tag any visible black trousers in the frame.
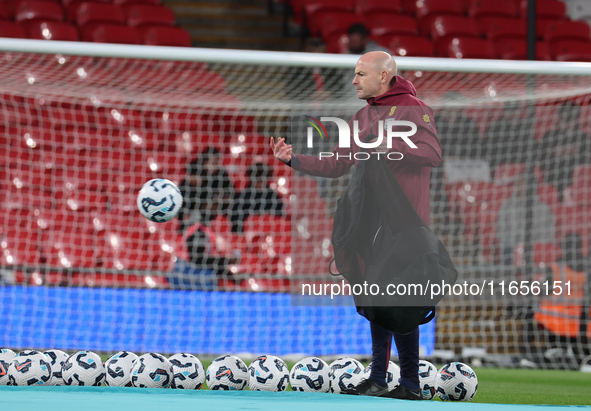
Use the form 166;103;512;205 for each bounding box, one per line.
369;321;420;391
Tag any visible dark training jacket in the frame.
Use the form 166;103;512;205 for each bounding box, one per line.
291;76;457;334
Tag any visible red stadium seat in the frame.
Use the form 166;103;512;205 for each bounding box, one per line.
532;242;562;266
174;132;222;155
519;0;566;19
401;0;417;14
493;163;526;185
310;11;361;39
96;230;152;270
9;166;57;189
468;0;518;19
0;229;41;266
430;16;480;41
62;0;109;7
494;38;552;60
0;208;40;234
82;23;142;44
543;20;591;42
113;0;160;5
0;3;10;20
41;229;96;268
4;184;58;209
141;26;191;47
437;37;496;59
388;35;435;57
22;20;79;41
416;0;465;18
15;1;64;22
551;40;591;62
95;106;146;129
481;17;526;40
42;146;91;169
303;0;355;17
56;169;106;192
416;0;465;36
70;2;125;26
60;189;109;212
536;18;564;38
124;4;175;27
356;0;401;14
0;22;26;38
142;151;187;178
36;209;93;233
572;165;591;205
448;181;513;239
369;14;418;43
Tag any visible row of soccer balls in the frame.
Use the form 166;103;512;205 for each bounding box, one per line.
0;349;477;401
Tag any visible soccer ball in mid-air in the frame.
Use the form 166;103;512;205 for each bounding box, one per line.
364;361;400;391
328;357;365;394
418;360;438;400
62;351;105;386
206;355;249;390
105;351;138;387
248;355;290;392
435;362;478;401
169;353;205;389
44;349;69;386
0;348;16;385
289;357;330;393
131;353;173;388
8;350;52;386
137;179;183;223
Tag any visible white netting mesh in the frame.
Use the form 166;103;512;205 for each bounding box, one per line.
0;46;590;366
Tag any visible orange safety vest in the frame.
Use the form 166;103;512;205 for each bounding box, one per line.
534;263;589;339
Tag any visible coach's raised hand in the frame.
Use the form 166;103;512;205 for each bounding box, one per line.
270;137;292;164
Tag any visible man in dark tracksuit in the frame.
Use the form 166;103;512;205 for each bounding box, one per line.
271;52;441;399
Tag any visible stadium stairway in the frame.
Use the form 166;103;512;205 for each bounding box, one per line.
162;0;300;50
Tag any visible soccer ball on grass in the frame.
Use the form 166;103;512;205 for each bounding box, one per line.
105;351;138;387
206;355;249;390
328;357;365;394
289;357;330;393
248;355;290;392
8;350;52;386
169;353;205;389
131;353;173;388
62;351;105;386
435;362;478;401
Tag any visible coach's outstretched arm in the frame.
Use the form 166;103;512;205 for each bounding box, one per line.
270;135;355;178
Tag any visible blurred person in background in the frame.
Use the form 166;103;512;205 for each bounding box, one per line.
433;92;482;160
229;162;284;232
496;174;555;265
177;147;234;233
534;233;589;365
534;102;590;199
171;190;239;290
345;23;391;55
484;102;532;168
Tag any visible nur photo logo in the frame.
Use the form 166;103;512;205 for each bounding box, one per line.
302;116;418;150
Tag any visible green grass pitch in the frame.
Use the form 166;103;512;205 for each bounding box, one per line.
101;356;591;406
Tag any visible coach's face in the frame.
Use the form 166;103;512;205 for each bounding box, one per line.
352;59;380;100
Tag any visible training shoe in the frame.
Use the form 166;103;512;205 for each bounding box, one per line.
341;378;389;396
382;385;423;400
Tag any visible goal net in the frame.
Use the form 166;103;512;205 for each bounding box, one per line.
0;39;590;368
